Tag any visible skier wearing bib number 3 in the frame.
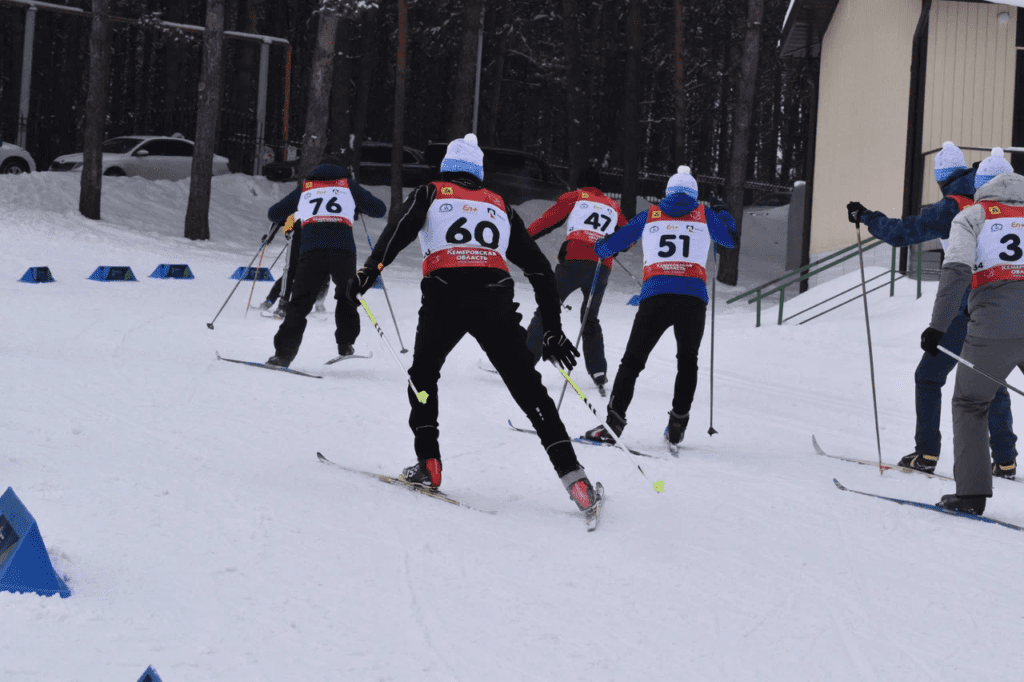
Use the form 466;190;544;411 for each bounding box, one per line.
583;165;736;450
524;166;628;394
345;134;601;513
265;156;386;368
921;148;1024;516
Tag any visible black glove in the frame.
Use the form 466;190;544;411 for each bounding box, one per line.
921;327;944;356
345;265;380;305
709;195;727;213
542;330;581;371
847;201;868;224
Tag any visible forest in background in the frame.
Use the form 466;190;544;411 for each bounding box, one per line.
0;0;811;202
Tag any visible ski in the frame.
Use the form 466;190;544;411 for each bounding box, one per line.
507;420;655;458
833;478;1024;532
585;482;605;531
478;359;498;374
316;452;496;514
811;435;954;481
325;351;373;365
215;351;323;378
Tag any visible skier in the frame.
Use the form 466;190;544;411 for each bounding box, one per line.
848;141;1017;479
523;166;628;394
582;166;736;449
259;215;331;318
920;147;1021;515
265;155;386;367
345;133;600;513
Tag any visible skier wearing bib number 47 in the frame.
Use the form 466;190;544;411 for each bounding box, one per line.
264;156;386;368
345;134;601;513
583;166;736;450
524;166;628;393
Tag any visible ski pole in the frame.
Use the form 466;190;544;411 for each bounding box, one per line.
244;233;273;316
207;232;272;330
613;257;642;305
360;215;408;352
938;345;1024;398
707;249;718;436
854;216;884;474
358;296;428;404
552;361;663;493
556;263;603;411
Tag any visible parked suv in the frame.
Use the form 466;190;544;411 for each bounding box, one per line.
262;141;433;187
424;144;569;204
0;138;37;174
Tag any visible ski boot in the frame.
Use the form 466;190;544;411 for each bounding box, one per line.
898;452;938;474
266;355;292;368
560;467;598;511
937;493;986;516
591;372;608;397
993;460;1017;480
583;410;626;444
400;458;442;490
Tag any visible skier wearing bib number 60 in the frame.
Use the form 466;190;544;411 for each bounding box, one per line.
524;166;628;394
264;155;386;368
345;134;601;513
583;165;736;449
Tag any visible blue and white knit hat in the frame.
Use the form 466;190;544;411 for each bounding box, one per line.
666;165;698;200
440;133;484;180
975;147;1014;190
934;141;967;183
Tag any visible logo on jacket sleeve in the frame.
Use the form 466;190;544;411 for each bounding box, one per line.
441;186;454;196
989;205;1002;215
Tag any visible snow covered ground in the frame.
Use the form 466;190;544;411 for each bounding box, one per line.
2;172;1022;682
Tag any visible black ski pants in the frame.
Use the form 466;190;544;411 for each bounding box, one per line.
407;277;582;478
266;231;329;307
608;293;706;420
273;248;359;361
524;260;610;377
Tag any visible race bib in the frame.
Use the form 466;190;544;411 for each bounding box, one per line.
420;183;511;275
296;179;355;226
640;205;712;281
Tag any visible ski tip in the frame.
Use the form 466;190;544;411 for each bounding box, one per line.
833;478;846;491
316;452;329;463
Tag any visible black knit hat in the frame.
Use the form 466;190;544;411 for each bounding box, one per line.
576;166;601;190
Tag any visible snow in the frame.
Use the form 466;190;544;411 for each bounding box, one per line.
2;171;1023;681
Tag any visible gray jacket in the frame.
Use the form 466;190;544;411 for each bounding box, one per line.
930;173;1024;339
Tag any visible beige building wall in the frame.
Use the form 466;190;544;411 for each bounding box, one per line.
921;2;1017;206
811;0;920;255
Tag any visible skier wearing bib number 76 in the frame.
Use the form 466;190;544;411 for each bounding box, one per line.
345;133;601;513
583;165;736;449
264;155;386;368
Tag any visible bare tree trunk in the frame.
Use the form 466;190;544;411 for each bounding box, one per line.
562;0;584;183
329;14;353;157
620;0;643;218
484;0;514;146
296;8;339;179
673;0;687;165
449;0;484;138
80;0;110;220
718;0;764;286
184;0;226;241
390;0;409;217
351;6;379;180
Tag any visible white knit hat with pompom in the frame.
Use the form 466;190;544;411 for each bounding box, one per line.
440;133;484;180
666;165;698;200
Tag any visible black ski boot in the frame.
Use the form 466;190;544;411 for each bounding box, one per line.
937;493;986;516
583;410;626;444
591;372;608;397
898;452;938;473
400;458;442;490
994;460;1017;480
266;355;292;368
665;410;689;445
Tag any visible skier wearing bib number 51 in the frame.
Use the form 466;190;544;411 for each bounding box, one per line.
345;134;601;513
264;155;386;368
583;165;736;450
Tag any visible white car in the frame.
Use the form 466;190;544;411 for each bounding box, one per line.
49;135;230;180
0;139;37;174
